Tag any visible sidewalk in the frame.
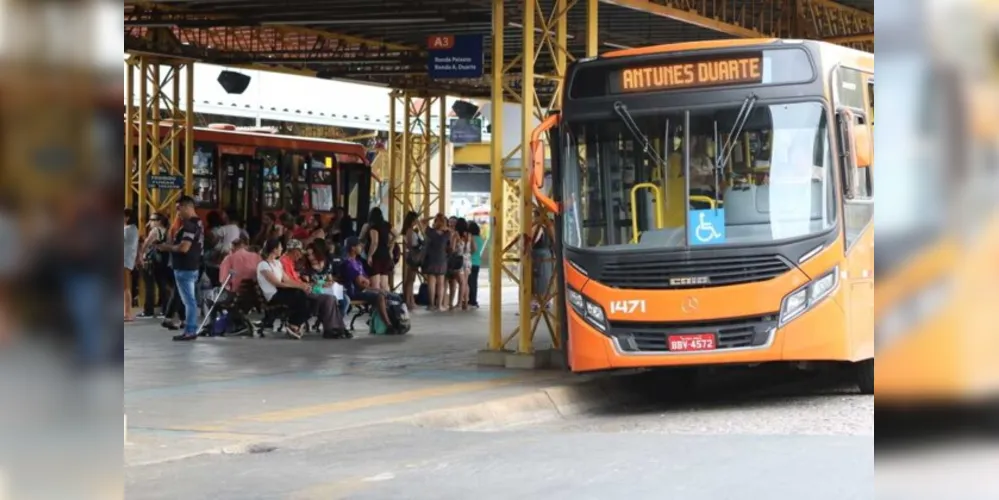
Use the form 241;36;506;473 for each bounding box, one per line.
125;291;564;467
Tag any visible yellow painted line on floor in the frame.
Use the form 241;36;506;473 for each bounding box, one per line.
246;377;526;423
154;376;533;434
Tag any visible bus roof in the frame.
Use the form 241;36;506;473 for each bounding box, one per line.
129;118;371;163
603;38;873;72
602;38;783;59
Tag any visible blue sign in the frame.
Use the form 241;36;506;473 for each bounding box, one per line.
688;209;726;246
428;34;484;79
450;118;483;144
148;175;185;190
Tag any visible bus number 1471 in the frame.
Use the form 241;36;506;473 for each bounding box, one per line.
609;300;647;315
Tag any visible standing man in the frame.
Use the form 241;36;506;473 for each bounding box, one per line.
158;196;204;341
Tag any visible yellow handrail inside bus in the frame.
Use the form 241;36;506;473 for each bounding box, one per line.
689;195;719;209
631;182;664;243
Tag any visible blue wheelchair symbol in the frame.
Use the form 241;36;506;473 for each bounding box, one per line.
688;209;726;246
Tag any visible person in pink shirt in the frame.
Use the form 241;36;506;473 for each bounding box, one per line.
218;237;261;292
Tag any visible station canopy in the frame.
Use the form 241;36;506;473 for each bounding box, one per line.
124;0;873;102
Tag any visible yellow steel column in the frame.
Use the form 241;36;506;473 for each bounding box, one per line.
586;0;599;58
387;92;399;227
518;0;536;355
438;97;448;215
488;0;506;351
184;64;195;197
402;94;414;223
125;61;135;210
422;96;433;217
137;58;149;228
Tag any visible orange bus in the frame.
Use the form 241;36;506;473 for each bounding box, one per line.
532;39;875;392
128;123;376;229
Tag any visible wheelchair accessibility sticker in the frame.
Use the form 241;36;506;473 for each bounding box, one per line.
688;209;726;245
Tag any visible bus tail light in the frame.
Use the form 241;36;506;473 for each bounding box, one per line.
567;288;607;331
780;267;839;326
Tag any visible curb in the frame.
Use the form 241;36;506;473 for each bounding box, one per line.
404;375;649;431
126;376;640;468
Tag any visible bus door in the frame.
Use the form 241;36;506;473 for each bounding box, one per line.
339;162;372;227
218;145;257;223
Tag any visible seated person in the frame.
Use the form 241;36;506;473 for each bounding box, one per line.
257;239;312;339
304;239;349;318
340;236;402;331
282;239;347;339
219;237;261;292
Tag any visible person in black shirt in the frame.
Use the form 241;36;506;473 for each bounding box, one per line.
158;196;204;341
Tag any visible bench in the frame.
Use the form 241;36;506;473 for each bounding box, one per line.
347;300;372;331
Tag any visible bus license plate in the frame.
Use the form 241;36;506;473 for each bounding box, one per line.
668;334;717;352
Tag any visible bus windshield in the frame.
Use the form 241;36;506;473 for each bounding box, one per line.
562;101;836;250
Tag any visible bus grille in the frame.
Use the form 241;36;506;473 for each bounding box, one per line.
609;314;779;353
597;255;792;289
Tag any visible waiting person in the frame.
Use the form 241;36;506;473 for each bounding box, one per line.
124;209;140;322
253;213;277;247
401;211;424;310
304;239;350;332
138;213;171;319
256;239;312;339
468;221;484;308
279;238;346;339
452;218;475;311
157;196;204;341
212;210;242;255
218;237;261;292
422;214;450;312
341;236;399;331
364;207;397;292
531;207;555;313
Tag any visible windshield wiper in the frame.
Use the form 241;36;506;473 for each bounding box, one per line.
714;94;758;195
613;101;667;172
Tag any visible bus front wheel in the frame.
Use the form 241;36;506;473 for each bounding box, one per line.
855;358;874;395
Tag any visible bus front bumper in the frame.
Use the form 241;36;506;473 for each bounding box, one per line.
567;294;852;372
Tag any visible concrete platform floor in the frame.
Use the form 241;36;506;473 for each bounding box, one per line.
125;287;563;467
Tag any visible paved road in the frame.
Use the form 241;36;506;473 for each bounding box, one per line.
126;370;873;500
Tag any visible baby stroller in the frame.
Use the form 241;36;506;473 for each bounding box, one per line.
197;271;261;338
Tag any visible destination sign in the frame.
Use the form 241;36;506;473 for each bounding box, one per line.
616;55;763;93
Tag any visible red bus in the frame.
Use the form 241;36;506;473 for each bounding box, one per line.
127;122;376;230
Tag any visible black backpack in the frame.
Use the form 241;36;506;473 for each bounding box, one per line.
385;295;411;335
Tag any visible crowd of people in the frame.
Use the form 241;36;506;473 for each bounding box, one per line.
124;200;497;342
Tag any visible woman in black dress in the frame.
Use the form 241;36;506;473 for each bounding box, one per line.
365;207;397;292
423;213;450;311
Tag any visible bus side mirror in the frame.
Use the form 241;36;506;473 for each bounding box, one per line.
530;114;560;214
837;108;869;199
853;122;872;169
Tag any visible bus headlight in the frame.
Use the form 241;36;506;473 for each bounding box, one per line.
567;288;607;332
780;267;839;326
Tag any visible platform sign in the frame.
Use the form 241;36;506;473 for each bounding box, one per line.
428;34;484;79
688;209;726;246
449;117;483;144
148;175;185;190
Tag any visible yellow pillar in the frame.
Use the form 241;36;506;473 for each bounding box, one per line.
402;94;414;222
387;92;399;227
125;61;135;209
518;0;536;355
421;96;433;217
488;0;506;351
438;97;448;215
586;0;599;58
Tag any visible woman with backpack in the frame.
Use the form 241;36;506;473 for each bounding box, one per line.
137;213;172;319
401;211;424;310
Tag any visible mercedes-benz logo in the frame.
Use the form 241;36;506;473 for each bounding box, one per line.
681;297;699;313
